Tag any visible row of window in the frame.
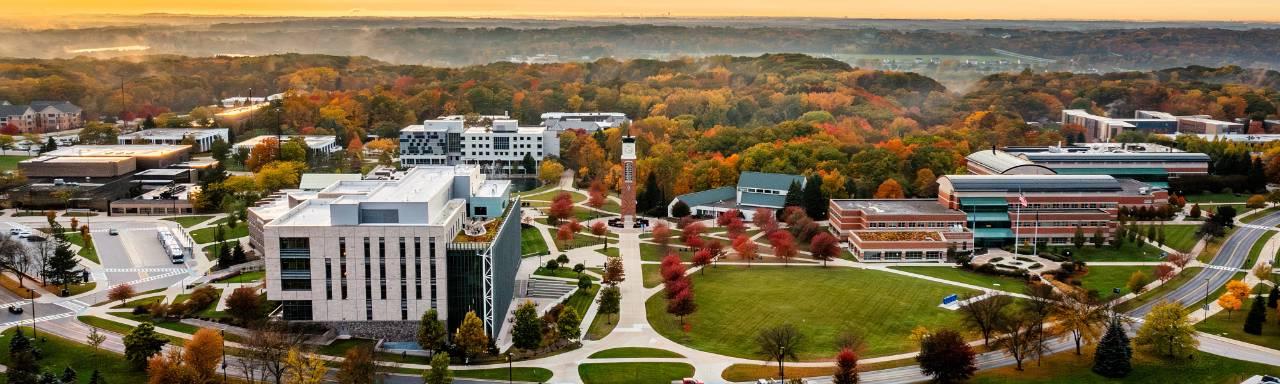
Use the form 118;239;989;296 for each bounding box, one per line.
1014;221;1110;227
867;222;965;229
861;250;945;261
279;236;438;321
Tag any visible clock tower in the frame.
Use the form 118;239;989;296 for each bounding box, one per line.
620;135;637;219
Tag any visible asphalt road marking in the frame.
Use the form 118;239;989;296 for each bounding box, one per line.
0;312;75;327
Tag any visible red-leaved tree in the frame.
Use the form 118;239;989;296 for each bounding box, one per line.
652;222;672;251
586;181;607;216
659;253;686;283
753;208;778;234
666;281;697;325
833;347;859;384
590;221;609;249
681;222;706;249
1154;263;1176;282
548;192;575;224
768;229;797;266
692;247;713;274
732;233;758;267
810;232;840;267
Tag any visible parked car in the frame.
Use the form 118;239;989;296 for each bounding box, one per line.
7;306;23;315
7;228;19;236
16;230;31;239
109;228;119;236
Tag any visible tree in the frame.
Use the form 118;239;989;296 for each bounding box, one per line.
603;256;625;286
1073;226;1086;249
1167;252;1192;269
652;222;672;251
547;192;575;224
1269;285;1279;309
1091;228;1105;248
284;348;327;384
1245;293;1267;335
732;233;758;266
590;221;609;249
1052;290;1108;355
597;285;621;323
959;294;1011;347
147;348;197;384
756;324;803;378
681;221;706;249
538;159;564;185
993;310;1042;370
873;179;905;199
801;174;827;219
8;328;41;384
336;346;377;384
60;366;78;384
521;153;537;175
833;348;859;384
210;137;231;163
46;235;78;290
108;284;135;306
1154;263;1176;283
916;329;976;384
87;370;104;384
767;229;797;265
417;309;448;354
242;323;306;384
671;201;691;218
692;247;713;274
1254;263;1274;281
1092;315;1133;378
511;301;543;353
753;208;779;233
809;232;840;267
124;323;168;370
1189;203;1202;218
87;326;107;356
1135;301;1199;358
783;180;803;209
666;281;697;324
225;287;265;324
454;310;489;361
1126;270;1151;294
1227;279;1250;302
1248;194;1267;209
558;307;582;342
184;328;223;382
423;352;453;384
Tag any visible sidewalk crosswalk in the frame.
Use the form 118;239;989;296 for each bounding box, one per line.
0;312;76;328
54;299;90;313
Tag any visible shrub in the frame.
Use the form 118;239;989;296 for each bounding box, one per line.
545;260;560;270
1029;263;1044;269
132;305;149;315
989;257;1004;263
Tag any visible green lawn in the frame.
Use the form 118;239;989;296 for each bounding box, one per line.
1062;241;1167;262
578;362;694;384
564;284;601;326
586;309;619;341
1197;299;1280;351
201;242;233;261
63;233;100;264
646;266;978;360
515;184;560;197
639;242;694;262
545;229;617;250
521;225;550;257
537;206;604;225
110;295;164;309
1245;231;1275;270
1239;206;1280;223
67;282;96;296
971;346;1278;384
534;267;598;281
455;367;554;382
0;326;148;384
1079;265;1149;296
0;155;31;171
213;270;265;284
1161;225;1201;253
113;312;201;334
588;347;684;359
523;189;586;203
641;264;662;288
76;316;187;346
1115;267;1203;312
161;215;215;228
190;222;248;244
889;266;1027;293
1185;192;1251;204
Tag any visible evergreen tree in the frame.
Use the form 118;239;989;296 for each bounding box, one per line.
38;371;58;384
41;137;58;153
232;243;248;264
46;236;79;291
87;370;104;384
60;366;77;383
124;323;167;369
1092;316;1132;378
801;175;826;220
1269;285;1279;309
671;201;691;218
142;115;157;129
783;180;803;208
1249;156;1267;192
1244;293;1266;335
522;153;537;175
8;328;42;384
637;172;664;216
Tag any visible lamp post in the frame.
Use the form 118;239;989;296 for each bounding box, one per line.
778;346;786;382
28;288;36;340
506;352;513;383
221;329;227;383
1203;277;1211;313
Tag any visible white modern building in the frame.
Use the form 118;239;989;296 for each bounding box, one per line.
260;165;520;339
234;135;340;156
400;114;560;174
117;128;230;152
1062;109;1242;142
540;112;629;132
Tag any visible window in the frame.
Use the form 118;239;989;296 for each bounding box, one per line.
494;136;510;150
359;209;399;224
339;239;348;299
399;237;407;320
325;259;333;300
474;206;488;216
281;278;311;291
414;237;422;299
279;237;309;250
379;238;387;299
363;238;372;320
429;237;437;308
282;301;312;321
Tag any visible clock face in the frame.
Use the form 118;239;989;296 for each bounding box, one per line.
622;143;635;157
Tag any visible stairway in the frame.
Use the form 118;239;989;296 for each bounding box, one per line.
523;279;576;299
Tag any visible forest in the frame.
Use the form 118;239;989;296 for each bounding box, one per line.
3;53;1280;207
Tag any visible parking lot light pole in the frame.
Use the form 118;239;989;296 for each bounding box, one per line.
221;329;227;383
28;288;36;340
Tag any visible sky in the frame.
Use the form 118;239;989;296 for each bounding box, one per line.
13;0;1280;22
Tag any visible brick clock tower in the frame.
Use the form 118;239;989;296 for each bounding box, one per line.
620;135;638;219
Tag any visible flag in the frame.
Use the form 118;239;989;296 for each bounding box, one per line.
1018;193;1028;207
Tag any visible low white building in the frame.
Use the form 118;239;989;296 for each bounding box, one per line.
540;112;629;132
117;128;229;152
261;165;520;339
400;114;559;175
234;135;340;156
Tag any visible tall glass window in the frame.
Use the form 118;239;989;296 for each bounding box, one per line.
414;237;422;300
363;238;372;320
339;238;348;300
378;237;387;299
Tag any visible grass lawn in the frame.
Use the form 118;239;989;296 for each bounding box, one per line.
588;347;684;359
201;242;232;261
600;199;621;213
1240;206;1280;223
1066;241;1167;262
76;316;187;346
113;312;201;334
889;266;1027;293
524;189;586;203
1185;192;1251;204
160;215;215;228
545;230;617;250
316;338;377;356
564;284;600;325
1197;300;1280;351
515;184;560;197
521;225;550;257
1192;272;1249;310
537;207;606;226
67;282;96;296
640;242;693;262
1079;265;1149;296
110;295;164;309
63;233;100;264
970;346;1278;384
578;362;694;384
534;267;598;281
1115;267;1203;312
1245;231;1275;270
0;155;31;171
596;247;620;258
213;270;265;284
586;311;619;341
641;264;662;288
721;358;917;381
646;266;978;360
190;222;248;244
455;367;554;382
0;326;148;384
1161;225;1201;253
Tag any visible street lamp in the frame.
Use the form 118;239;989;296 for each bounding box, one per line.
506;352;513;383
28;288;36;340
1203;277;1211;313
221;329;227;383
778;346;786;382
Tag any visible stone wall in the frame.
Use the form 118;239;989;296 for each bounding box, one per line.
320;320;419;341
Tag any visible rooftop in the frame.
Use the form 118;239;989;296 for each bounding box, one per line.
272;166;461;227
832;199;962;215
475;180;511;198
941;175;1124;193
42;144;190;157
1019;151;1209;162
673;186;736;207
965;150;1052;174
22;156;130;164
299;173;363;191
233;135;335;149
738;171;805;191
119;128;228;140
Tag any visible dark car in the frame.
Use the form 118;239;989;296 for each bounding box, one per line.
7;306;24;315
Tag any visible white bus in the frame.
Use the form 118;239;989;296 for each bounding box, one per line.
157;228;186;264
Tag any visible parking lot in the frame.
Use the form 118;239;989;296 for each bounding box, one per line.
90;221;194;293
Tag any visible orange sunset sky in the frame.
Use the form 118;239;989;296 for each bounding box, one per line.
10;0;1280;22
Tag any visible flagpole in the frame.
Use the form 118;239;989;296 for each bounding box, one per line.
1014;189;1021;255
1033;210;1040;255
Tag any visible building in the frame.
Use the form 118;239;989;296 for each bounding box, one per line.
828;199;973;262
1160;133;1280;144
1175;116;1244;135
936;175;1167;247
967;145;1209;188
540;112;629;132
1062;109;1242;141
18;145;192;178
259;165;519;339
667;171;806;220
298;174;363;191
234;135;340;156
399;115;560;175
118;128;230;152
0;100;81;133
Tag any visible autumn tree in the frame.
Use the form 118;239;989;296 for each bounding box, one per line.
993;310;1042;371
284;348;328;384
959;294;1012;347
1052;290;1108;355
226;286;265;325
539;159;565;185
586;180;607;216
833;347;858;384
692;247;714;274
1153;263;1176;283
916;329;976;384
1126;270;1151;294
752;208;779;233
681;221;706;249
732;233;758;266
454;311;489;361
184;328;224;382
1135;301;1199;358
1227;279;1250;302
108;283;136;306
660;253;686;283
756;323;803;378
547;192;575;224
603;256;625;285
666;280;697;324
652;222;672;251
337;345;378;384
1218;293;1243;319
556;221;579;248
874;178;906;199
809;232;840;267
767;229;797;265
148;349;197;384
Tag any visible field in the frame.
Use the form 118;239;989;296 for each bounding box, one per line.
585;309;619;340
889;266;1027;293
0;326;148;384
588;347;684;359
454;367;554;382
1114;267;1203;312
1079;265;1149;296
161;215;215;228
1196;302;1280;352
190;221;248;244
521;225;550;256
0;155;31;171
641;264;662;288
63;232;100;264
970;346;1277;384
646;266;978;360
1066;241;1166;262
1160;225;1201;253
1185;193;1251;204
578;362;694;384
212;270;265;284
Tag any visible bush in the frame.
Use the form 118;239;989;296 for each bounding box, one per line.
1029;263;1044;269
989;257;1004;263
545;260;560;270
132;306;149;315
1015;256;1035;262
